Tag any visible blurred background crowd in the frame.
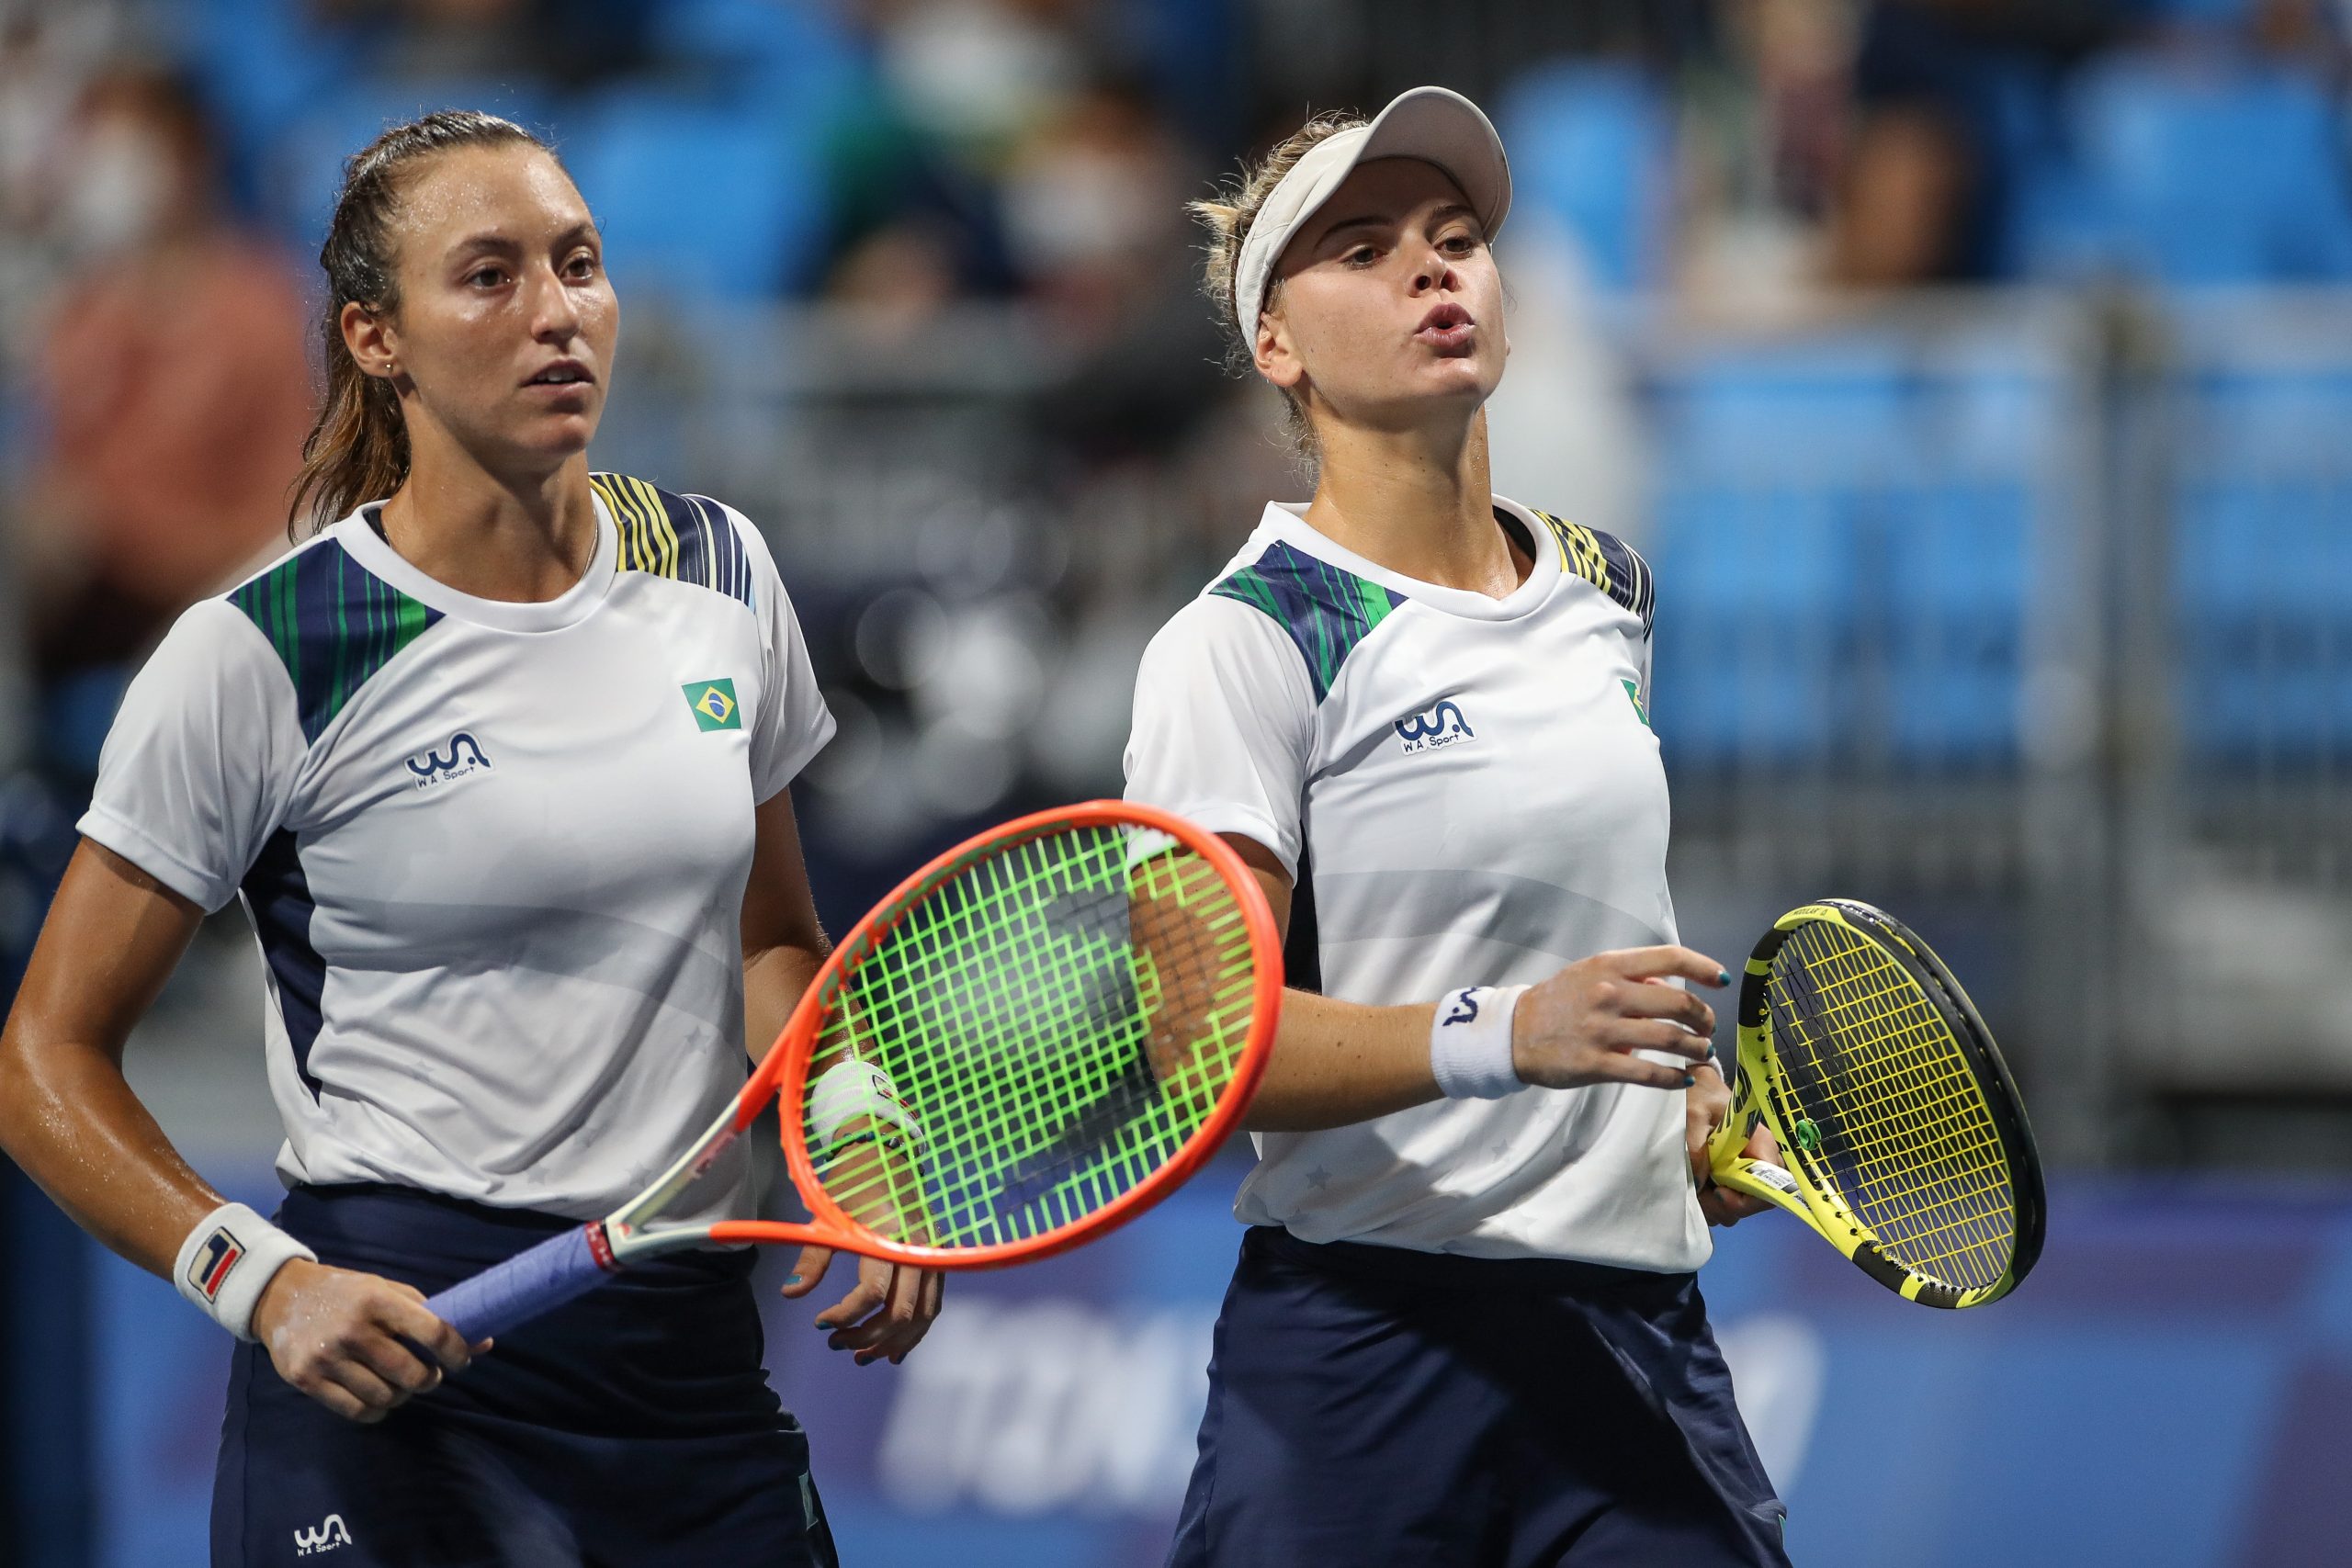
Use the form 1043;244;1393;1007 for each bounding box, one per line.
4;1;2352;1563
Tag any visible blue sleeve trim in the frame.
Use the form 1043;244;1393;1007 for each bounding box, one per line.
1207;540;1407;703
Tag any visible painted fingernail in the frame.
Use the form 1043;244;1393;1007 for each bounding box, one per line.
1716;969;1732;987
1684;1073;1697;1087
786;1275;803;1287
812;1320;831;1330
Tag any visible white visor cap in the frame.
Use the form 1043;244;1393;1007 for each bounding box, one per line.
1231;85;1511;339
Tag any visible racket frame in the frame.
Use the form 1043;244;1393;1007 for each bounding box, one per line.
1707;898;2046;1309
594;797;1283;1271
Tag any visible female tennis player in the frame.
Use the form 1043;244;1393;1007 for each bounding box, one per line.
0;111;935;1564
1126;87;1792;1567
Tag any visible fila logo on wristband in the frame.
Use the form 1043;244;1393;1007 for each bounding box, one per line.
173;1201;318;1342
187;1227;243;1302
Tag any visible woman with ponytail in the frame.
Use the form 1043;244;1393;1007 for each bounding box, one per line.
0;110;932;1564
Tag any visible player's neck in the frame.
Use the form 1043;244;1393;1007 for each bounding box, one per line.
377;440;599;605
1302;410;1526;598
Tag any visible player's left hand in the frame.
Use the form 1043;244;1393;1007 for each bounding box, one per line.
1686;1061;1783;1227
778;1246;943;1366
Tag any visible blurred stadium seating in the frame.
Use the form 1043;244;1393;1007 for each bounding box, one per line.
2018;51;2352;285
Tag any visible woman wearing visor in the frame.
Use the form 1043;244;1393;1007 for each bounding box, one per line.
1124;87;1792;1567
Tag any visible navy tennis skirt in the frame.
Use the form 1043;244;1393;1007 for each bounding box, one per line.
1165;1226;1790;1568
211;1183;834;1567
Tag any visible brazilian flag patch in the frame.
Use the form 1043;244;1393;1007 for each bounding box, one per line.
684;678;742;732
1622;677;1650;728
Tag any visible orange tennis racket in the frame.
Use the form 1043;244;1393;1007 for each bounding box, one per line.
426;801;1281;1340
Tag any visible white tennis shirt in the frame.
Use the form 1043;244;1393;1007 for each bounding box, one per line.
1124;497;1710;1270
80;475;833;1221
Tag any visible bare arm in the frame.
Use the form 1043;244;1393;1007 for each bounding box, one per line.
0;840;470;1421
0;840;220;1269
745;790;944;1366
1223;834;1726;1133
740;789;830;1060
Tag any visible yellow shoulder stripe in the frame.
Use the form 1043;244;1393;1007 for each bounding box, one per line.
591;472;680;579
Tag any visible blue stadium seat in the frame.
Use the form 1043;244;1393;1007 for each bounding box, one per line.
2117;0;2256;23
2168;332;2352;765
1652;486;1854;765
647;0;859;111
2038;56;2352;285
1886;485;2030;761
1653;333;1922;479
2176;468;2352;761
163;0;364;205
561;87;828;301
1498;62;1671;292
1650;333;2047;768
266;78;556;254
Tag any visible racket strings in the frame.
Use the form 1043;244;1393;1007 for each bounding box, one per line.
1772;980;2012;1279
802;824;1259;1250
1768;923;2016;1290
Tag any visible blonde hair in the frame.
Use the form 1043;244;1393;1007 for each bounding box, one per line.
1189;111;1368;458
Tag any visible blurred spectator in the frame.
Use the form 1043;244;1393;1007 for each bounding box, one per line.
1828;0;2123;286
826;218;967;337
2245;0;2348;66
18;67;311;771
865;0;1090;165
1679;0;1853;307
0;2;139;355
1015;78;1227;461
1001;75;1184;322
321;0;647;86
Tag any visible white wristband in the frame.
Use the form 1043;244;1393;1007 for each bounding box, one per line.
808;1058;920;1149
1430;985;1530;1100
172;1201;316;1342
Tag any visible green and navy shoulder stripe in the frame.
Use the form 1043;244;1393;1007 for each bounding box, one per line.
592;471;754;610
1529;509;1654;637
228;537;442;744
1208;539;1407;703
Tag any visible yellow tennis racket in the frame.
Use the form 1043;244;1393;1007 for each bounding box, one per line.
1707;899;2045;1309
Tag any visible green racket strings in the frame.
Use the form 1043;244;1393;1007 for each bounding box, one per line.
800;824;1260;1250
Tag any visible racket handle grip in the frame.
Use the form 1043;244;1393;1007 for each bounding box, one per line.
425;1223;616;1343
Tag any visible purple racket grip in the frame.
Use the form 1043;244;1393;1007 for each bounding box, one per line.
425;1223;616;1343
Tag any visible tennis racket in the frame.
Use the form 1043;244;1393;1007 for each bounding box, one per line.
1706;898;2045;1309
425;800;1282;1343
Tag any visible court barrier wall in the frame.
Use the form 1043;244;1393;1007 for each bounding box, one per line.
48;1158;2352;1568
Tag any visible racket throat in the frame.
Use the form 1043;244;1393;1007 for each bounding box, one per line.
607;1102;748;1246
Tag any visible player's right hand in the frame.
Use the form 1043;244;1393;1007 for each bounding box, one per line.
1510;945;1728;1091
251;1258;482;1424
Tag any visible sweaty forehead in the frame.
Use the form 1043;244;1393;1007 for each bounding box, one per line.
395;144;589;253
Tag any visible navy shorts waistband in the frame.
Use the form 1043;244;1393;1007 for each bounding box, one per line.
1250;1225;1696;1299
277;1181;756;1294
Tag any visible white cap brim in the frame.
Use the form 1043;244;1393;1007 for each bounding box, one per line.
1232;85;1511;336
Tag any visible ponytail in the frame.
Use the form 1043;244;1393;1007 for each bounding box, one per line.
287;109;553;536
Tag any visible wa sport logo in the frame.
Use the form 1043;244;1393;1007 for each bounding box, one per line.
1394;699;1476;754
406;732;492;789
294;1514;352;1555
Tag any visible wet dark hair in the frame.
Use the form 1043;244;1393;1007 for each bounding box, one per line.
287;110;558;535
